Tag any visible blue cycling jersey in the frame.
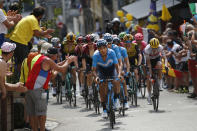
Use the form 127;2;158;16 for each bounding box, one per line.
111;44;121;60
92;49;118;78
118;46;128;60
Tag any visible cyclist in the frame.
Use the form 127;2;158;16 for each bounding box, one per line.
113;37;130;109
104;33;122;108
133;33;147;52
104;33;122;69
82;34;97;96
123;34;142;88
93;39;121;118
75;36;86;95
61;32;78;94
144;38;168;105
50;37;63;96
118;32;126;46
133;33;148;92
51;37;61;61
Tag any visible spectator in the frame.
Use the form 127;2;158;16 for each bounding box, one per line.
0;0;21;48
0;42;27;99
187;28;197;98
9;6;54;76
25;46;77;131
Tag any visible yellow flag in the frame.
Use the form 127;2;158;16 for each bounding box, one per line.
161;4;172;21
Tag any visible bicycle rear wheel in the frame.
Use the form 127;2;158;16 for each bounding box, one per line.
119;87;125;116
109;98;115;129
133;78;138;106
66;75;72;106
139;74;146;98
73;85;76;107
152;81;159;111
56;84;60;104
58;79;63;104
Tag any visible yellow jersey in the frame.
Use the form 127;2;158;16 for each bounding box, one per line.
125;43;140;58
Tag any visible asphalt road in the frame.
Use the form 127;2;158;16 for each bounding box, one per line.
46;87;197;131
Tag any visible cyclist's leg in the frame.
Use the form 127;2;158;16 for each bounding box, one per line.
51;71;58;96
122;77;128;99
134;68;139;84
73;56;79;69
71;68;77;86
155;59;163;89
99;82;108;115
87;72;94;95
112;80;121;109
79;69;85;94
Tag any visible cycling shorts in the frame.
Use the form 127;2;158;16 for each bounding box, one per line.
150;56;161;68
129;57;138;66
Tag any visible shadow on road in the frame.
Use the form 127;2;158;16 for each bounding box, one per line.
62;104;81;109
79;108;94;112
86;112;101;117
98;126;121;131
129;105;140;108
99;121;123;131
148;110;166;113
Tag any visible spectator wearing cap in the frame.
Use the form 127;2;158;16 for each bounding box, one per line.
0;42;27;99
9;6;54;77
25;46;77;131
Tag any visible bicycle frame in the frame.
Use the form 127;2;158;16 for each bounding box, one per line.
100;79;114;111
99;78;116;129
65;66;76;106
127;66;138;106
151;68;160;112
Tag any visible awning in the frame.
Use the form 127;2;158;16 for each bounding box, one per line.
122;0;181;19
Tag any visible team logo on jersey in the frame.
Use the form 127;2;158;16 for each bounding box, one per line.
97;59;113;67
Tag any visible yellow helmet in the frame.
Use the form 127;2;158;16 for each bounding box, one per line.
149;38;159;48
123;34;133;41
66;32;76;42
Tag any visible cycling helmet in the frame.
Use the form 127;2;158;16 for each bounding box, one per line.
149;38;160;48
103;33;113;43
51;37;60;43
113;37;120;45
118;32;126;40
85;34;94;43
51;37;60;47
76;36;84;44
123;34;133;41
134;33;144;41
96;39;107;48
66;32;76;42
